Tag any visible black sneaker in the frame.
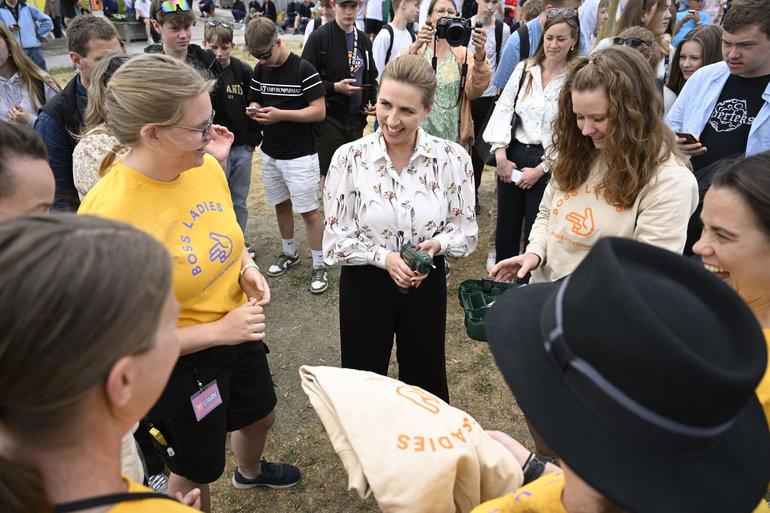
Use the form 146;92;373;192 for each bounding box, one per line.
231;459;301;489
266;252;300;277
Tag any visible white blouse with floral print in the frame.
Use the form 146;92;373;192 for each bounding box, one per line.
323;128;479;269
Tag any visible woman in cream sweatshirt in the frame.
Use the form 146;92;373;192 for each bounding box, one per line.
490;46;698;284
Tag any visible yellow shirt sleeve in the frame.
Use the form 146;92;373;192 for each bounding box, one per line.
471;474;568;513
106;478;199;512
756;330;770;431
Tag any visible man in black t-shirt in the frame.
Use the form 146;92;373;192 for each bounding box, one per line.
245;18;330;295
301;0;378;179
666;0;770;254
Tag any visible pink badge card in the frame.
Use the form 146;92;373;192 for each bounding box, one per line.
190;380;223;422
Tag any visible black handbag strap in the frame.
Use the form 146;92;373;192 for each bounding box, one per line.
55;492;176;512
510;63;529;122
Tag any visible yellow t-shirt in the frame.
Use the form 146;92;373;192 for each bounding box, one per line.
79;155;246;327
471;474;770;513
757;330;770;430
108;477;198;512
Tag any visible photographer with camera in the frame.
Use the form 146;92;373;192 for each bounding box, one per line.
405;0;490;146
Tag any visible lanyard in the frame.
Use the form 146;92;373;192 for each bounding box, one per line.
348;28;359;77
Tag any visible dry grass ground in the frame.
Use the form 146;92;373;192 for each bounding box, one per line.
51;41;533;512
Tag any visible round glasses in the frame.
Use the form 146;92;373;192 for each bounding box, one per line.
169;111;215;141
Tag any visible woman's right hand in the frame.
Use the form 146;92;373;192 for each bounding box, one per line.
215;298;266;345
489;252;541;281
414;21;434;51
496;156;517;183
386;250;415;290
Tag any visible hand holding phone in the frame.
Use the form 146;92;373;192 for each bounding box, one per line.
675;132;699;145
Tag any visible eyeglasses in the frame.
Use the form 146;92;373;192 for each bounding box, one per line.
205;20;233;30
433;7;457;15
255;38;277;60
169;111;215;141
546;7;577;18
612;36;650;48
159;0;190;12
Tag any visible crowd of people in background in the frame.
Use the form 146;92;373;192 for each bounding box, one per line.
1;0;770;510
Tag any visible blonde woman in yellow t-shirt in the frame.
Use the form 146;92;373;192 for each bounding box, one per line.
79;54;300;512
490;46;698;284
0;215;200;512
694;152;770;429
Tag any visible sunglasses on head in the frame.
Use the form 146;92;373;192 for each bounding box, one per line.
205;20;233;29
612;36;649;48
546;7;577;18
160;0;190;13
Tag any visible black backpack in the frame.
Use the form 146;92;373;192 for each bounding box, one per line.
382;23;416;67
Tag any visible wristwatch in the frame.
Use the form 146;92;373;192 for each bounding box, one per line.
540;160;551;174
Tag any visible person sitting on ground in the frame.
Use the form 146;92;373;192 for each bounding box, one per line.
34;15;123;212
694;151;770;430
303;0;333;45
245;19;328;293
232;0;246;21
293;0;313;33
0;121;53;220
0;215;204;513
0;0;53;70
666;0;770;255
282;0;299;31
198;0;214;16
0;22;60;127
79;54;300;513
203;19;262;256
476;236;770;513
664;24;721;113
134;0;155;43
259;0;276;21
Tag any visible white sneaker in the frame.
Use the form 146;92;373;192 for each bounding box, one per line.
310;266;329;294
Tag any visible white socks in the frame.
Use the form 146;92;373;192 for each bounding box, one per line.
311;250;324;269
282;238;296;257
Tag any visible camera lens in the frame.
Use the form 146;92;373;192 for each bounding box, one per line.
445;24;465;46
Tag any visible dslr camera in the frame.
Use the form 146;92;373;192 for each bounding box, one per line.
435;17;482;47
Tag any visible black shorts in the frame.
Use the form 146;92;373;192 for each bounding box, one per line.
364;17;383;35
145;341;276;484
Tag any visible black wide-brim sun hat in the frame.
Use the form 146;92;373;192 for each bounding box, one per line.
486;237;770;513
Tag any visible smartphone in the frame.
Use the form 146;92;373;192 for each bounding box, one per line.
353;83;372;88
245;106;260;114
675;132;699;145
688;9;695;14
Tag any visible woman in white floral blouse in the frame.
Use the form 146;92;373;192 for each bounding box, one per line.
483;12;580;266
322;54;478;402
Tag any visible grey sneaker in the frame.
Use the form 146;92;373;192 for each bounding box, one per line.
310;266;329;294
266;252;300;277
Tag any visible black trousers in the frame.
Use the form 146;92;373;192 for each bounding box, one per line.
495;141;549;261
470;96;496;198
317;115;366;177
339;257;449;402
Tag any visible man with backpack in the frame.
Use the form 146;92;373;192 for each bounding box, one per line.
371;0;418;85
301;0;377;180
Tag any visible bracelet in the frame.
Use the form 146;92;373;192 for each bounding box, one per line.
239;263;260;282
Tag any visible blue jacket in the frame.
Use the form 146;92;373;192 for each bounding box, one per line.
0;0;52;49
666;61;770;157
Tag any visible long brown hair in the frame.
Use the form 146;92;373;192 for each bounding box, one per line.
523;14;581;98
613;0;657;35
0;214;172;513
666;24;722;95
0;23;60;111
551;46;684;209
